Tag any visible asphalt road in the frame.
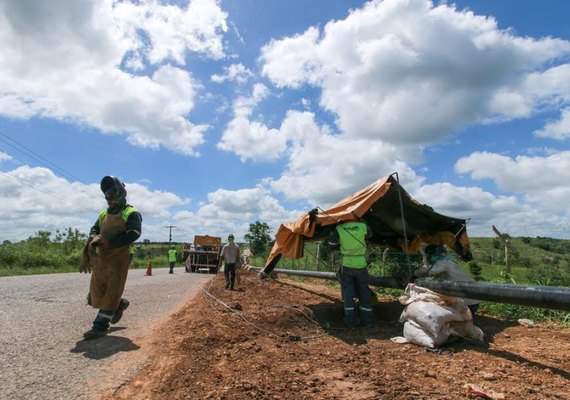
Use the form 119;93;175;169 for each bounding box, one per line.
0;267;212;400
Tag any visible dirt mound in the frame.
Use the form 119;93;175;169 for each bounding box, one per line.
108;270;570;400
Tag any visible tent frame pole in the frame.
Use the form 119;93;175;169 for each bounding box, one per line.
391;172;412;273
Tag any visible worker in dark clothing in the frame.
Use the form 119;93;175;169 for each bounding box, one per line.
80;176;142;340
220;234;240;290
328;218;377;328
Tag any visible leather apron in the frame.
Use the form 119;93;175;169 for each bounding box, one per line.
87;213;130;310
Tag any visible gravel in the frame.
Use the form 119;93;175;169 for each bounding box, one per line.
0;267;212;400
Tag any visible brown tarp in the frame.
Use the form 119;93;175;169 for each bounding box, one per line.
263;173;472;273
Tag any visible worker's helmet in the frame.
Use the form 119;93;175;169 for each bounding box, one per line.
100;176;127;199
170;245;175;249
228;234;234;240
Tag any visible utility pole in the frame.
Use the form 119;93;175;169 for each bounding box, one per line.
165;225;177;243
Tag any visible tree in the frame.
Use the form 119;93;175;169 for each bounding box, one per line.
26;230;52;247
244;221;272;257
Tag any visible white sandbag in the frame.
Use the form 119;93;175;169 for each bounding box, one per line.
448;321;484;342
402;320;436;348
397;283;484;348
399;301;467;337
402;320;451;348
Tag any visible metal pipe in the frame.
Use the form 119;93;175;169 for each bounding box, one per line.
414;278;570;312
254;267;570;311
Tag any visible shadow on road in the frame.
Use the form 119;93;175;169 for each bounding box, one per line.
70;328;140;359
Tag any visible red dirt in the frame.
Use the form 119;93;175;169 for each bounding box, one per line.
107;270;570;400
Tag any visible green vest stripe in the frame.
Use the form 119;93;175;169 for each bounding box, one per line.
98;206;139;225
337;222;368;269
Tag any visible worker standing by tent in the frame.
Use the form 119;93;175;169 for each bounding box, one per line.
168;245;177;274
80;176;142;340
328;218;377;328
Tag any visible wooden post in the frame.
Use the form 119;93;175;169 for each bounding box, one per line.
492;225;511;274
316;241;320;271
382;247;389;264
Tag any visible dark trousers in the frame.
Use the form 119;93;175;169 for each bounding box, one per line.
169;261;175;273
224;263;236;289
341;267;377;327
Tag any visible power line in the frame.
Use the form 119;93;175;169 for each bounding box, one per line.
0;129;97;213
0;130;86;184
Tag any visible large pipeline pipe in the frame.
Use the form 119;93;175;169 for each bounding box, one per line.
256;267;570;312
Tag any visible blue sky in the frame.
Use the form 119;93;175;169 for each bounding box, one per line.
0;0;569;243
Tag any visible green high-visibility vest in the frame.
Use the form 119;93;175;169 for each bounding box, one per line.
337;222;368;268
168;249;177;262
98;206;139;225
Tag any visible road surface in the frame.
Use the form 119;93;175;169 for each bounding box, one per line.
0;267;212;400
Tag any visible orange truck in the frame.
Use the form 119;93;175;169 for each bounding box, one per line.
182;235;222;274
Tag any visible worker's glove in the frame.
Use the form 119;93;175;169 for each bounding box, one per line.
90;235;109;249
79;258;92;274
80;239;92;273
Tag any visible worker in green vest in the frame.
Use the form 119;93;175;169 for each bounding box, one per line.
328;217;377;328
80;176;142;340
128;244;136;265
168;245;177;274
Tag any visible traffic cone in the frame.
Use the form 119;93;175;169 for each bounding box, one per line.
145;261;153;276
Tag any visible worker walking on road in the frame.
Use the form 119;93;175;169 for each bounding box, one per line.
168;245;177;274
80;176;142;340
328;217;377;328
220;234;241;290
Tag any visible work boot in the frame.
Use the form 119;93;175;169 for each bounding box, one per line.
110;299;130;324
83;328;107;340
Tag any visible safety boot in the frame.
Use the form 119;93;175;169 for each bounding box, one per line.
110;299;130;324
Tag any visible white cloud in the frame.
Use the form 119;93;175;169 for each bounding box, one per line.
0;165;302;243
217;84;289;161
211;63;253;84
534;107;570;140
0;151;12;161
413;182;569;239
0;166;189;242
266;110;424;205
455;151;570;192
259;0;570;145
166;185;301;242
0;0;228;155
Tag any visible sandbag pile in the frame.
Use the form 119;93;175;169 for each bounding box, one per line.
391;283;484;348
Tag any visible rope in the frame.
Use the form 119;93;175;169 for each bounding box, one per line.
198;284;328;341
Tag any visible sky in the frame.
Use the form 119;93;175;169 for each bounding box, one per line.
0;0;569;244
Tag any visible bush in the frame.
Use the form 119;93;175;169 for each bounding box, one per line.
468;261;484;281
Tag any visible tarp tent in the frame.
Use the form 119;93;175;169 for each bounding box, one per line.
262;173;472;274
